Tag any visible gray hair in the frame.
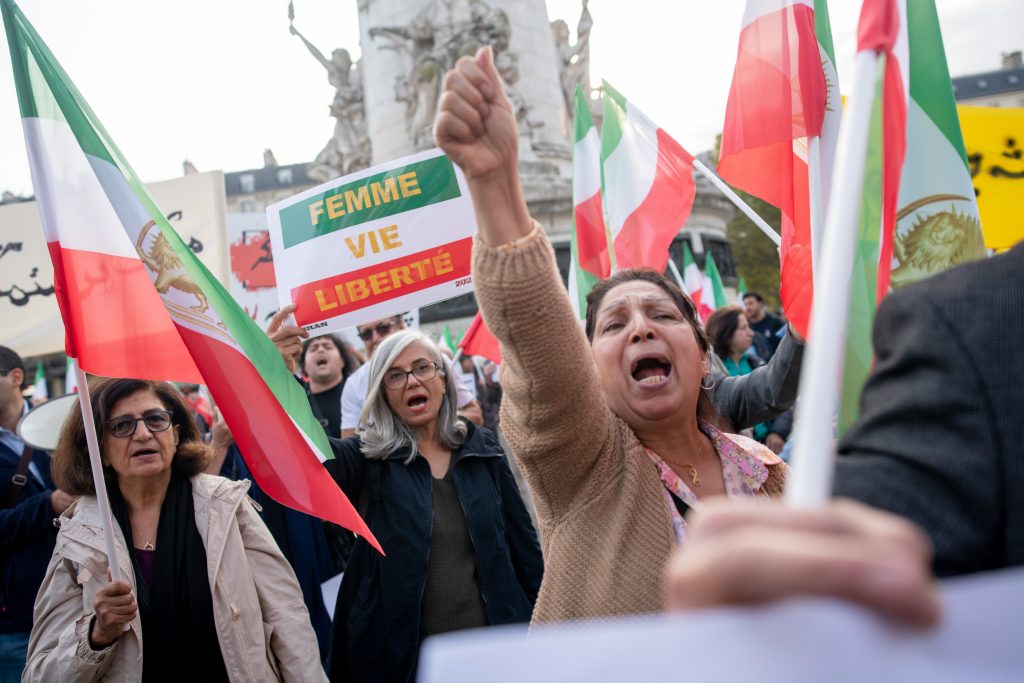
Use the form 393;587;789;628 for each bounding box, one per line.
358;329;467;463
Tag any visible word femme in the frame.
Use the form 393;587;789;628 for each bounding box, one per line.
308;172;421;225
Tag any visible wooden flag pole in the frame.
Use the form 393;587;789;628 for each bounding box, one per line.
785;50;881;507
692;158;781;247
72;360;123;582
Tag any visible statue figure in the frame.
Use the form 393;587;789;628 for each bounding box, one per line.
370;0;535;151
552;0;593;113
289;23;371;180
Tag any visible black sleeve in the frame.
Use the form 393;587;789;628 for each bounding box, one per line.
712;330;805;430
497;454;544;606
323;436;367;503
834;288;1001;576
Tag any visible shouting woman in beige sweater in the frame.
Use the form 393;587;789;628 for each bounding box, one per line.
434;47;787;624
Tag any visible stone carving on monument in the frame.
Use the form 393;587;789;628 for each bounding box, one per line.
289;21;372;181
368;0;541;154
551;0;593;114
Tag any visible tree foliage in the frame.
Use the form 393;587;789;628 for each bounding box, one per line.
727;192;783;310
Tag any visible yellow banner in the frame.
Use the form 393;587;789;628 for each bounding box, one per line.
959;105;1024;250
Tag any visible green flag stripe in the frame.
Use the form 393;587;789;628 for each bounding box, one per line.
573;85;595;144
814;0;837;62
838;58;886;436
906;0;969;168
4;1;116;166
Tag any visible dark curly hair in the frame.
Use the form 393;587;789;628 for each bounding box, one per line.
299;334;361;384
52;378;210;496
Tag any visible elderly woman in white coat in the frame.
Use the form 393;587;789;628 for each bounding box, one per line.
23;378;326;682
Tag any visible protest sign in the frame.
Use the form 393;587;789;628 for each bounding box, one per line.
266;149;477;335
421;567;1024;683
0;171;228;357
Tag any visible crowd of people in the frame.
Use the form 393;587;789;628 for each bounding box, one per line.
0;45;1021;682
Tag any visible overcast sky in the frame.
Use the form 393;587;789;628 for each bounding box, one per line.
0;0;1019;196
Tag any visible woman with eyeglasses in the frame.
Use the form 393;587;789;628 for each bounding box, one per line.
23;378;326;682
310;329;541;683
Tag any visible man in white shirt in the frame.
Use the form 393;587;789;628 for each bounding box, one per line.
340;315;481;437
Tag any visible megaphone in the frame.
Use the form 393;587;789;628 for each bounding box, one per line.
16;394;79;452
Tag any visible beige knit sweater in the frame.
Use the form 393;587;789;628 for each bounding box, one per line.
473;227;787;624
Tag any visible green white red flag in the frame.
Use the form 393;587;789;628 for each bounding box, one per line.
682;242;703;309
837;0;985;434
698;252;728;322
568;85;607;319
600;81;696;273
63;356;77;393
718;0;828;338
2;0;379;551
32;360;47;400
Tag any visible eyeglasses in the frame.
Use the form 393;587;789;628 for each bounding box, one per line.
357;321;396;341
383;361;440;390
105;411;173;439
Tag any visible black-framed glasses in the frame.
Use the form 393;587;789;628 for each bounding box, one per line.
105;411;173;439
383;361;440;390
357;321;396;341
0;369;11;377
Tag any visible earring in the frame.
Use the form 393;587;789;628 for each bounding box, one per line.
700;371;716;391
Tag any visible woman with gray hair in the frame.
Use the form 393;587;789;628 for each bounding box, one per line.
319;329;542;683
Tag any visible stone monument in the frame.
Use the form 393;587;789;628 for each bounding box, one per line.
281;0;736;325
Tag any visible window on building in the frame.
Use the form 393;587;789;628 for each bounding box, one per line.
277;168;293;185
240;200;255;213
239;174;255;193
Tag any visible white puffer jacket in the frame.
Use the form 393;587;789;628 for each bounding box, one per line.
22;474;327;682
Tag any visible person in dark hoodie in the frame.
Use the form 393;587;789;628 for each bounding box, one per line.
0;346;75;682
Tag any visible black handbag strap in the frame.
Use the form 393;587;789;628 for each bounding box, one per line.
4;445;37;509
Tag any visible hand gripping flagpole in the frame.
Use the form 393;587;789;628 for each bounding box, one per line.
785;48;881;507
71;360;123;582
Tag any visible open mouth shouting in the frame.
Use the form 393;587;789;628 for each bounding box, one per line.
131;448;160;460
631;354;673;387
405;392;431;413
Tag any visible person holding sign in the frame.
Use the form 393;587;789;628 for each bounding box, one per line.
24;379;325;682
434;47;788;623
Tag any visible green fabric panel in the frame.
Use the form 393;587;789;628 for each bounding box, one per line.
573;84;595;144
906;0;969;168
838;59;885;437
814;0;837;62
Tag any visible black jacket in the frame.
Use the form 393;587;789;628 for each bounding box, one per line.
1;404;58;633
324;422;542;683
835;244;1024;576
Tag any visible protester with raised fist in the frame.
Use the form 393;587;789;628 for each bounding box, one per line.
435;47;788;623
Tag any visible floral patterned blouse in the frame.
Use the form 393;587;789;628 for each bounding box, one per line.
644;419;783;546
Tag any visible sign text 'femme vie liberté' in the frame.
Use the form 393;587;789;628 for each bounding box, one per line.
266;149;477;335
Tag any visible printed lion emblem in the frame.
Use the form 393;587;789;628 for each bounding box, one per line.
135;221;209;313
890;195;986;290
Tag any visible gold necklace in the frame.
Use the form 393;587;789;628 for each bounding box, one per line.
681;464;701;487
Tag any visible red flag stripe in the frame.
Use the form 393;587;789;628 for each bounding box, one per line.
613;129;696;272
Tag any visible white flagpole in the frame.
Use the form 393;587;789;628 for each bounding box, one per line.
692;158;781;247
666;258;686;292
72;360;123;581
785;50;881;507
808;135;824;275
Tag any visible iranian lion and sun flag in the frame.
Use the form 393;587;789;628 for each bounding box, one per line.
2;0;379;550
